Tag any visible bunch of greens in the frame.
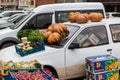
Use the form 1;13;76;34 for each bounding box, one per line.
17;29;45;42
28;30;45;42
17;29;33;39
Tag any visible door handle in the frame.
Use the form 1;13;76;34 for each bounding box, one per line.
107;49;112;52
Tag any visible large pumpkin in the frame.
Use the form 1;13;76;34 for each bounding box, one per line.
58;23;67;31
76;13;89;23
43;31;52;38
48;23;67;33
89;13;103;22
47;32;61;44
68;12;76;23
47;23;57;32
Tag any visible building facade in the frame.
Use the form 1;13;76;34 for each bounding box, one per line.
19;0;36;9
87;0;120;12
0;0;19;10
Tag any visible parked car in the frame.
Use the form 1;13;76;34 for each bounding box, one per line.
0;13;26;22
0;13;23;20
1;18;120;79
106;12;120;18
0;10;25;18
0;14;27;29
0;2;106;49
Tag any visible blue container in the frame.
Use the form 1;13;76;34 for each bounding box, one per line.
3;69;54;80
85;54;118;73
86;69;119;80
15;41;45;57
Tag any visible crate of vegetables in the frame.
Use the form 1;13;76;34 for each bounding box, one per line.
2;60;43;76
15;41;45;57
3;69;57;80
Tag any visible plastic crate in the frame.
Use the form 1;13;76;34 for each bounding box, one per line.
85;54;118;73
2;60;43;76
3;69;56;80
15;41;45;57
86;69;119;80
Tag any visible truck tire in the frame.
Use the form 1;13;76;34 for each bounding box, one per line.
0;42;17;49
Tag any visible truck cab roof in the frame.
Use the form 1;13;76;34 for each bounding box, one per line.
32;2;106;18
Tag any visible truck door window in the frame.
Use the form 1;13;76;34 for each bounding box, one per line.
72;26;108;48
110;24;120;42
55;9;104;23
22;13;52;29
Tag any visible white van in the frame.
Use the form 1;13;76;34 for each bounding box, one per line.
0;2;106;49
1;18;120;79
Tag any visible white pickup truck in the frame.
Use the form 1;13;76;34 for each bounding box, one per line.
1;18;120;79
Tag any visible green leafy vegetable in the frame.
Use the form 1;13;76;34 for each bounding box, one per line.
17;29;33;39
28;30;45;42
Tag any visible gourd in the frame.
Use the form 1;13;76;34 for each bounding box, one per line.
89;12;103;22
68;12;76;23
48;23;67;33
43;31;52;38
47;23;56;32
76;13;89;23
47;32;61;44
58;23;67;31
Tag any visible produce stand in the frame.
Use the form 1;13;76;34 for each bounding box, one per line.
1;60;58;80
3;69;56;80
15;41;45;57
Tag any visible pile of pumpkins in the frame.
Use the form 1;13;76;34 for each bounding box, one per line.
40;23;67;44
68;12;103;23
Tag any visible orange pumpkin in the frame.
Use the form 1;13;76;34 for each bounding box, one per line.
47;32;61;44
43;31;52;38
47;23;57;32
76;13;89;23
58;23;67;31
53;24;64;33
75;12;81;17
89;13;103;22
68;12;76;23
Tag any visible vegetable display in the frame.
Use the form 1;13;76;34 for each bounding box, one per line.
40;23;68;44
68;12;103;23
17;30;45;42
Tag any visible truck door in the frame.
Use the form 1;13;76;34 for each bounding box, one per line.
109;24;120;67
65;25;111;78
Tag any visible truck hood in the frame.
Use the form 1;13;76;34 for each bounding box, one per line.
0;45;56;62
0;27;13;34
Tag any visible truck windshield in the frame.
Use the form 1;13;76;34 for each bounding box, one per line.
46;24;80;48
9;12;34;29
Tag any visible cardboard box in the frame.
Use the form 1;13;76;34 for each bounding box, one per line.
85;54;118;73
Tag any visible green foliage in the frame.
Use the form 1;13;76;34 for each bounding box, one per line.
17;29;33;39
28;30;45;42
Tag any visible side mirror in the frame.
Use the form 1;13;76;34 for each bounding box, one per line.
68;43;79;49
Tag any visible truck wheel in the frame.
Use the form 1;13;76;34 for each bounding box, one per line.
0;42;16;49
44;67;58;78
